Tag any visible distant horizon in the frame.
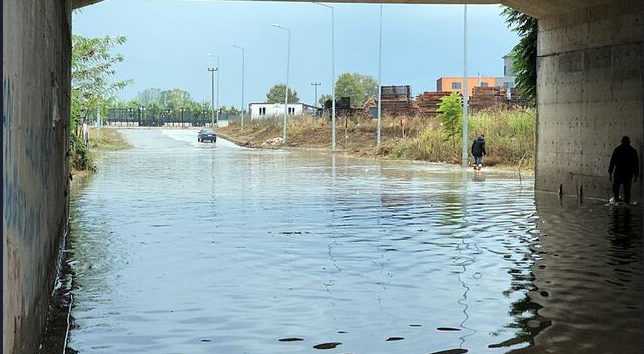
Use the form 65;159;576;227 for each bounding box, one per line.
73;0;519;107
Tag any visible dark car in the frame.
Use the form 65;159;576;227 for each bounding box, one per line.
198;129;216;143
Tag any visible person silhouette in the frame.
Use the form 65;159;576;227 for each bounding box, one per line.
609;136;639;204
471;134;486;170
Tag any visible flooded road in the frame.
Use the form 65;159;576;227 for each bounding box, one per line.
67;129;642;354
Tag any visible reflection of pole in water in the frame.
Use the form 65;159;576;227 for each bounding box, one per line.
454;173;478;348
454;239;478;348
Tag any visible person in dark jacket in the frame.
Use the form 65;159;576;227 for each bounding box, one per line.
609;136;639;203
471;134;486;169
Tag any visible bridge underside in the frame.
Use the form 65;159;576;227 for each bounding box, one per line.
536;1;642;199
2;0;642;353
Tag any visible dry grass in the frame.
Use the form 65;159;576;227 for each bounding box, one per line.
88;127;132;151
219;108;535;169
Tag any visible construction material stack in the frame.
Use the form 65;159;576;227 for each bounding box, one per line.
416;91;452;118
380;85;416;116
469;86;508;112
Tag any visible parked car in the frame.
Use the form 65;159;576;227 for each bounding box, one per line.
198;129;217;143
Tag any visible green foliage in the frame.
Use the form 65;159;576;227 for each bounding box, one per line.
266;83;299;103
218;105;241;116
70;134;93;171
318;94;332;106
501;6;537;104
71;35;131;131
114;88;211;117
335;72;378;107
71;34;129;170
336;73;364;107
356;74;378;102
436;92;463;139
508;109;534;135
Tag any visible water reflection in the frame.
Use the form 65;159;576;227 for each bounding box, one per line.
511;193;643;354
66;130;641;354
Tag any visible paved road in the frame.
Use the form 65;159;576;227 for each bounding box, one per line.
66;129;642;354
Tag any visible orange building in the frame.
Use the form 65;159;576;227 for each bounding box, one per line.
436;77;498;97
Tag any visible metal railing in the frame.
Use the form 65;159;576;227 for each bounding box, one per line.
106;108;214;127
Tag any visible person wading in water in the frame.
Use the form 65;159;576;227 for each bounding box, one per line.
609;135;639;204
471;134;486;170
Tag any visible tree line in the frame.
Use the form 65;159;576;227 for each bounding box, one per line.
114;88;243;116
265;72;378;108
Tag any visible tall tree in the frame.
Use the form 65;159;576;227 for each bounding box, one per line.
137;88;162;107
501;6;537;104
159;89;195;112
71;34;130;130
356;74;378;102
335;73;364;107
335;72;378;107
266;83;299;103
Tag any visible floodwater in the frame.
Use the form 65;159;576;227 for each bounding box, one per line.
67;129;642;354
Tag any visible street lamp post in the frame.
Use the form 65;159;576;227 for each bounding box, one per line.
231;44;245;131
272;24;291;143
207;54;220;127
314;2;336;151
461;4;469;167
377;4;383;145
208;67;217;127
311;81;321;107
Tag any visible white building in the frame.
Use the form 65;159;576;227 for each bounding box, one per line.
249;103;318;120
495;53;517;90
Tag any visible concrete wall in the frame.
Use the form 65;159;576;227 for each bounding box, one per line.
535;0;643;199
2;0;72;353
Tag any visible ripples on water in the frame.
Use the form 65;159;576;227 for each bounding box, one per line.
67;130;642;354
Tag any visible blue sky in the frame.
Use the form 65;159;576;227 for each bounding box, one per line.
73;0;519;108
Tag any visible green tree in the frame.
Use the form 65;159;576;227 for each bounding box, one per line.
137;88;162;107
436;91;463;141
335;72;378;107
159;88;195;112
219;105;241;116
356;74;378;102
501;6;537;104
266;83;299;103
71;34;130;132
335;73;364;107
319;93;332;106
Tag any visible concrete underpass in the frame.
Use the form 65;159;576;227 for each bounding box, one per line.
3;0;642;353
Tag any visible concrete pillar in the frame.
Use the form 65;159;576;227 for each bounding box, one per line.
3;0;72;353
535;0;643;199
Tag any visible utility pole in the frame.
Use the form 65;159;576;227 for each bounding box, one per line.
311;81;321;107
208;67;217;127
461;4;469;167
207;54;220;127
377;3;383;145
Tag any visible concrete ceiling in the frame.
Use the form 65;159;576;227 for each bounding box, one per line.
72;0;616;18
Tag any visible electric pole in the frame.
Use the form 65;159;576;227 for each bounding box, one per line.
311;81;321;106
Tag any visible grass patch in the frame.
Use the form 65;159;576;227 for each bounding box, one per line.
70;127;131;177
88;127;132;151
219;107;535;169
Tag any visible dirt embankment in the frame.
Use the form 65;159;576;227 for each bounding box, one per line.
217;109;535;173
